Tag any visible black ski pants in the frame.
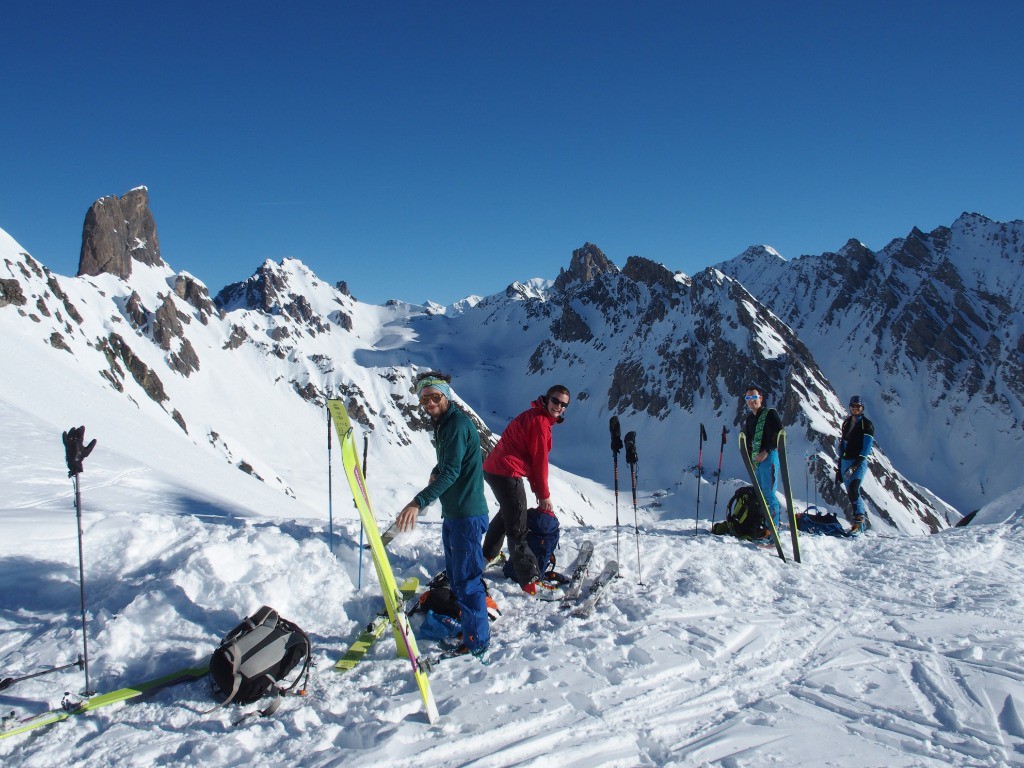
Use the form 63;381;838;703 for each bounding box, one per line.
482;472;540;587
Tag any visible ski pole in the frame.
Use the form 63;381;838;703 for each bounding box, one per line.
61;426;96;696
805;452;811;513
609;416;623;569
0;656;84;692
624;431;643;586
357;434;369;592
711;426;727;525
327;408;334;554
695;423;707;533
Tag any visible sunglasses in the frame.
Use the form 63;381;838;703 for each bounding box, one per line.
419;393;444;405
850;404;863;410
549;398;569;410
744;395;760;402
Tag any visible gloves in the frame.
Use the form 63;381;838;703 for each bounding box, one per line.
62;426;97;477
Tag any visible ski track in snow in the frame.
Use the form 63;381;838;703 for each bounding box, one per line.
4;512;1023;768
2;408;1024;766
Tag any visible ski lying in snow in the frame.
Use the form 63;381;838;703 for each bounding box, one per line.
559;540;595;608
0;665;208;741
571;560;619;619
334;577;420;672
776;430;801;562
421;645;491;668
738;433;787;563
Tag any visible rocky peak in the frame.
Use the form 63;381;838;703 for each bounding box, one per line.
78;187;163;279
214;260;288;313
553;243;619;292
621;255;679;293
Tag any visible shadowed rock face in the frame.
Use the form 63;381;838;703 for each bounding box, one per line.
79;187;163;279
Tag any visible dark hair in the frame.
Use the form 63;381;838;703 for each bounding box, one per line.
414;370;452;386
745;384;764;397
546;384;570;399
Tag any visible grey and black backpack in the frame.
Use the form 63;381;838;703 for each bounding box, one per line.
207;606;311;717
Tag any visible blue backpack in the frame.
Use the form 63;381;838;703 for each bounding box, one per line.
796;510;849;537
504;508;560;579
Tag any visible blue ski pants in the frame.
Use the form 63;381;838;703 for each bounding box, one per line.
442;514;489;652
841;458;868;520
755;450;781;528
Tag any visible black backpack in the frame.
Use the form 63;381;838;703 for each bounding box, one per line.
503;507;560;579
712;486;768;539
208;606;311;717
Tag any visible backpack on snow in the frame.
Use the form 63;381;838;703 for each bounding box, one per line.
207;605;311;717
504;507;560;580
796;510;849;537
712;486;768;539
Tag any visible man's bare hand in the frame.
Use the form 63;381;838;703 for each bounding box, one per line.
396;502;421;531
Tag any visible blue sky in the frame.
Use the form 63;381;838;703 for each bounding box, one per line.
3;2;1022;305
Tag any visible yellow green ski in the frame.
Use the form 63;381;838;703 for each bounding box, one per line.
327;399;439;724
0;665;208;741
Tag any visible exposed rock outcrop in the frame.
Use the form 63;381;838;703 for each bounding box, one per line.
79;187;163;279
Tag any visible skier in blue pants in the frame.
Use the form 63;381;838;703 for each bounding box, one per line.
396;372;489;658
742;385;783;530
836;395;874;534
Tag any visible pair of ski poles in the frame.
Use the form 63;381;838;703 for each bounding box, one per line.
610;417;644;586
4;428;99;696
697;425;728;530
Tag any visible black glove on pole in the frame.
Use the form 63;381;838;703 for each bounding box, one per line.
62;426;96;695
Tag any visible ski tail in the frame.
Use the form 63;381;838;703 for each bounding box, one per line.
334;577;420;672
559;541;596;605
737;433;787;562
571;560;619;619
0;665;208;741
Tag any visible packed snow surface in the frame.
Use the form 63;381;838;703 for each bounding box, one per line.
2;398;1023;767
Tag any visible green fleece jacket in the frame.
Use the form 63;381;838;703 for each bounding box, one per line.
413;403;488;519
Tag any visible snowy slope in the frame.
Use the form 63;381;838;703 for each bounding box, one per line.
1;396;1023;767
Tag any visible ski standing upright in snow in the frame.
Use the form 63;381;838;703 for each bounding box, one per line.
737;432;787;562
326;399;439;724
776;429;801;562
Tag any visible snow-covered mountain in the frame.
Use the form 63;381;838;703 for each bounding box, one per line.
4;191;1024;767
715;213;1024;514
6;192;1021;533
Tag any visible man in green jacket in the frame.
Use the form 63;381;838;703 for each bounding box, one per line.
397;371;489;658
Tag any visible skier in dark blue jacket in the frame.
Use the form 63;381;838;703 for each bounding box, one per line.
836;395;874;534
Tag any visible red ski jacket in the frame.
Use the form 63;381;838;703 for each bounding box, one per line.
482;398;557;500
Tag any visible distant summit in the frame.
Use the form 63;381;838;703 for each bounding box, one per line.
78;187;164;279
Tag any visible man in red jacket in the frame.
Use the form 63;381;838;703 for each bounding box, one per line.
482;385;570;600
